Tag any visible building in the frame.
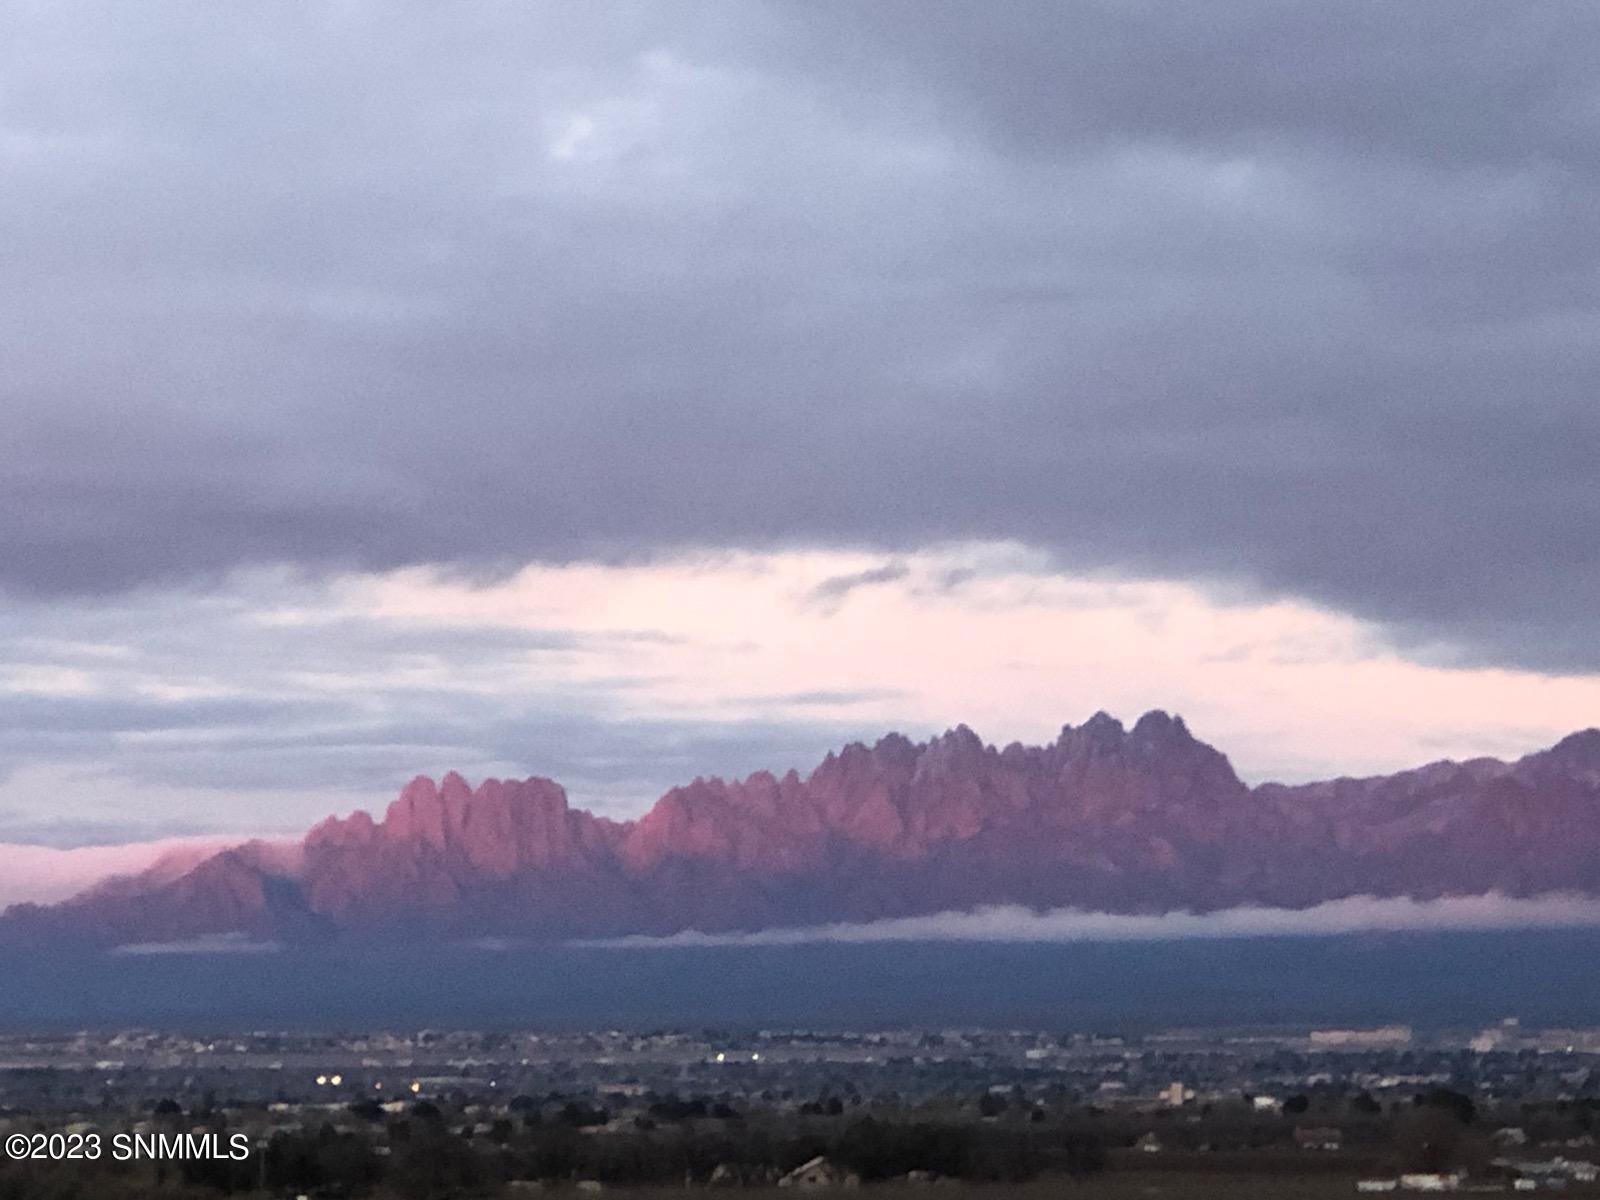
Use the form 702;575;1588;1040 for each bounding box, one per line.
1294;1126;1343;1151
1398;1173;1462;1192
1310;1026;1413;1049
779;1156;859;1190
1470;1017;1522;1053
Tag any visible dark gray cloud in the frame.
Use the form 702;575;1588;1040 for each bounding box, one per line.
808;563;911;607
4;3;1599;668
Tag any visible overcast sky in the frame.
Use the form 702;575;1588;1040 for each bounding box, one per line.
4;2;1599;845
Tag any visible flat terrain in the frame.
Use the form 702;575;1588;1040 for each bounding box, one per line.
604;1181;1600;1200
12;930;1600;1030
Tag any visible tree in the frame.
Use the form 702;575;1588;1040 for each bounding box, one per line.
559;1101;609;1128
1417;1088;1476;1125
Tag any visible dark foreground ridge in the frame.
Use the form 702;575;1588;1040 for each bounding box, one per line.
5;713;1600;949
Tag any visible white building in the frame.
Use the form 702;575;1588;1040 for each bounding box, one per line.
779;1157;859;1190
1310;1026;1413;1049
1398;1173;1462;1192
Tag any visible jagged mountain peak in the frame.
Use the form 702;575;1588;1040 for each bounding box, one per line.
9;717;1600;950
1540;728;1600;766
1075;710;1126;739
1131;708;1190;740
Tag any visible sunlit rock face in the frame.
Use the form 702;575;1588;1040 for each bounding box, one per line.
5;712;1600;949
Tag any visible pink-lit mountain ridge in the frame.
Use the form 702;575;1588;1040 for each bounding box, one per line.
5;711;1600;949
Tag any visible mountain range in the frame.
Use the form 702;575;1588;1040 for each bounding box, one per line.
5;711;1600;951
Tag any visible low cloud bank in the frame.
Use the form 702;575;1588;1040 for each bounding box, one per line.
110;932;282;956
577;893;1600;949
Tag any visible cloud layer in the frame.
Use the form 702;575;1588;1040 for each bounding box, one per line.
3;4;1600;670
110;933;283;956
581;893;1600;948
